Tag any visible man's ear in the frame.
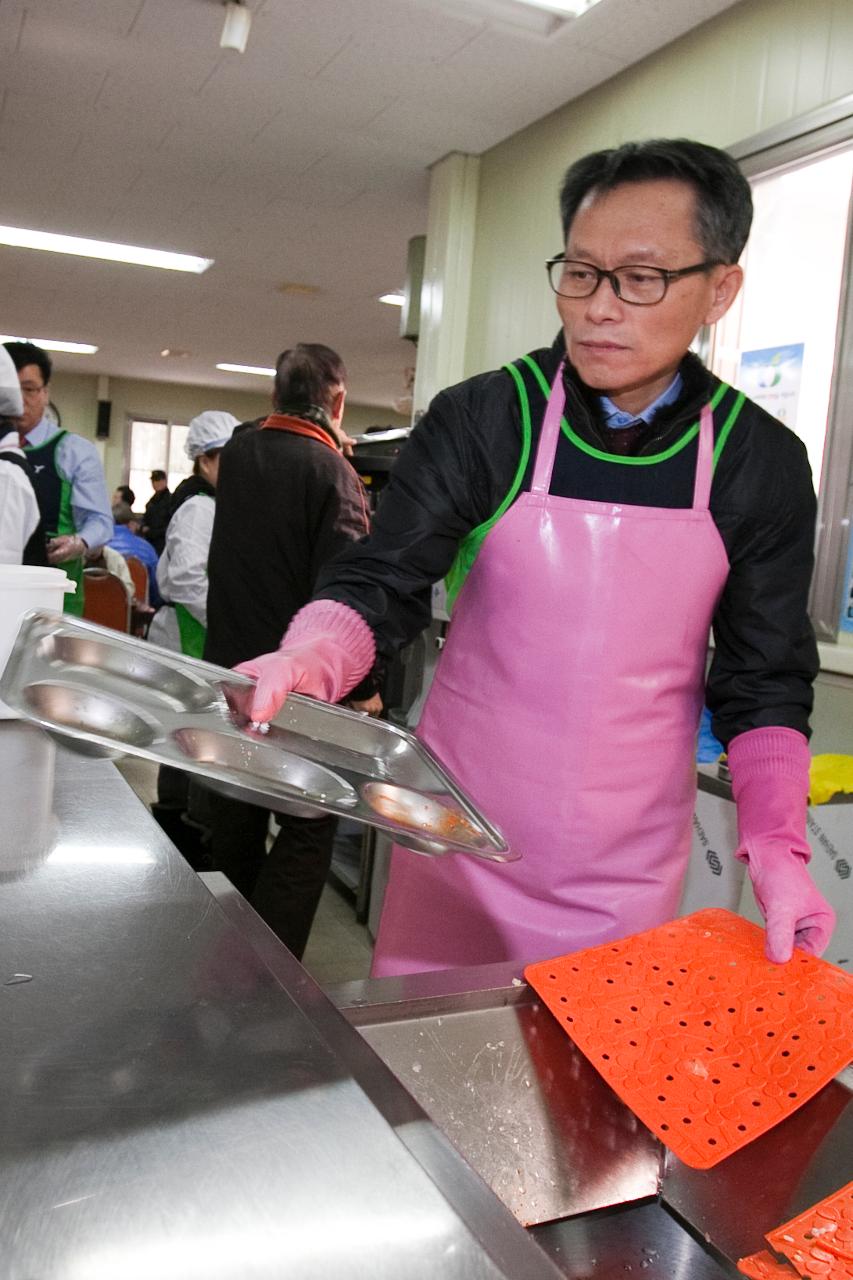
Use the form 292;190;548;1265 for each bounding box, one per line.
704;263;743;326
330;387;346;425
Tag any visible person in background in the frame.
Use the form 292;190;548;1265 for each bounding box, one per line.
107;502;163;607
142;469;171;556
4;340;112;612
0;346;44;565
235;139;834;975
113;484;136;509
146;411;238;869
148;410;238;657
203;344;378;960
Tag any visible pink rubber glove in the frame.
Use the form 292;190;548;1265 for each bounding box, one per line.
233;600;376;723
728;726;836;964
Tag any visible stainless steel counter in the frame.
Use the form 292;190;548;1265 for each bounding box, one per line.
330;960;852;1277
0;722;561;1280
3;719;850;1280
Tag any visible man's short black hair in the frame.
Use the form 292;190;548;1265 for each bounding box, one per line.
116;484;136;506
3;340;52;384
559;138;753;264
150;469;167;482
273;343;347;416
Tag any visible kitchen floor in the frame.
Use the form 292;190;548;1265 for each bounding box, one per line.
116;756;374;985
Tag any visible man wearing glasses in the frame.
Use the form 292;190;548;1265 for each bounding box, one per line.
4;340;113;613
236;138;834;973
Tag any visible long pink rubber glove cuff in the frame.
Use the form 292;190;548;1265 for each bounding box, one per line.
728;726;835;964
234;600;376;723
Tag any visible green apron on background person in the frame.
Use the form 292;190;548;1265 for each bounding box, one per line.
23;431;84;615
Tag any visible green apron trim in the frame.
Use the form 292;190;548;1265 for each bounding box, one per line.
175;603;207;659
56;462;85;614
443;354;745;610
518;353;732;467
444;362;533;610
31;432;85;616
713;390;746;468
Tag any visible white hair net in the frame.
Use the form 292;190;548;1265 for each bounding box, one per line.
185;410;239;460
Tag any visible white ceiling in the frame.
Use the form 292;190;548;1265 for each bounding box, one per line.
0;0;741;407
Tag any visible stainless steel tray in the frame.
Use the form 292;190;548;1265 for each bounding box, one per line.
0;611;513;861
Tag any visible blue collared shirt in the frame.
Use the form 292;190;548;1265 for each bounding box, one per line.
599;372;683;429
24;416;114;549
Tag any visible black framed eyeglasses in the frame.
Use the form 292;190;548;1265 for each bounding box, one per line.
546;256;720;306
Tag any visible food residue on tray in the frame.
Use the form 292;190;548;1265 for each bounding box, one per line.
364;786;480;839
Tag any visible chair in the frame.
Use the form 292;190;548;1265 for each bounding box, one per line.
124;555;149;605
82;569;132;633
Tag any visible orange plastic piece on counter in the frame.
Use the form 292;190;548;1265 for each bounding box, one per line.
738;1250;801;1279
766;1182;853;1279
524;909;853;1169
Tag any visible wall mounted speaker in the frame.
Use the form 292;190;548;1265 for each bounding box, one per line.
96;399;112;439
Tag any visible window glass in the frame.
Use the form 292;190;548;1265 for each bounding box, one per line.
128;419;192;506
708;146;853;492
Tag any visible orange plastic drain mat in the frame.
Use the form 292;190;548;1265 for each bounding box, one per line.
767;1181;853;1278
737;1251;800;1279
524;909;853;1169
738;1182;853;1279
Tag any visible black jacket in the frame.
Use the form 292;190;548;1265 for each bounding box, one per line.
315;340;818;747
204;424;372;671
142;487;172;555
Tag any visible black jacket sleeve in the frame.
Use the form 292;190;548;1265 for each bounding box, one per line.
706;410;818;746
315;370;520;658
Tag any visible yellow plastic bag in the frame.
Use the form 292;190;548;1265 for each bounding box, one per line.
809;753;853;805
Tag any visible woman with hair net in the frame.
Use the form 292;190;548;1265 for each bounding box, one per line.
148;410;238;658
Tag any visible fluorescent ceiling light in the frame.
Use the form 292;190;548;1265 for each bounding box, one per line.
378;292;405;306
0;333;98;354
0;224;213;273
220;1;252;53
216;362;275;376
508;0;601;12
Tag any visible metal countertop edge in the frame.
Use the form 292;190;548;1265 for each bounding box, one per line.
199;872;565;1280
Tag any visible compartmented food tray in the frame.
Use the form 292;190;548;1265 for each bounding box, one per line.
0;611;513;861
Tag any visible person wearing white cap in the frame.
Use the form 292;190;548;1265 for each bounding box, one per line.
0;345;43;564
147;410;239;658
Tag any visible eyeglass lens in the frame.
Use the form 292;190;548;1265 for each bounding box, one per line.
549;260;669;304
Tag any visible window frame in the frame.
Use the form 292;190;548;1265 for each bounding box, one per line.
727;92;853;643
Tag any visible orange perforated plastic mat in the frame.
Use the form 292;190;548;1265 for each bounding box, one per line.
738;1250;800;1279
524;909;853;1169
767;1181;853;1278
739;1182;853;1279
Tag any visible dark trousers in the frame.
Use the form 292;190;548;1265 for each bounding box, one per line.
205;789;336;961
151;765;214;871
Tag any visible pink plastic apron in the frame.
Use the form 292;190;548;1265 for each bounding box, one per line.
372;364;730;976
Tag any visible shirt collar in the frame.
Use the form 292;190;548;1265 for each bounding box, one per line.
598;372;683;429
22;415;58;446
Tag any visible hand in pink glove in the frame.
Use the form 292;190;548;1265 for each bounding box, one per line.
234;600;375;723
728;726;836;964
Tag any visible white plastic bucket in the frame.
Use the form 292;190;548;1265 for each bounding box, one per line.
0;566;75;718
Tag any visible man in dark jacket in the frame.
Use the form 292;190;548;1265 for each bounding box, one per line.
204;343;376;959
233;139;835;977
141;470;171;555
